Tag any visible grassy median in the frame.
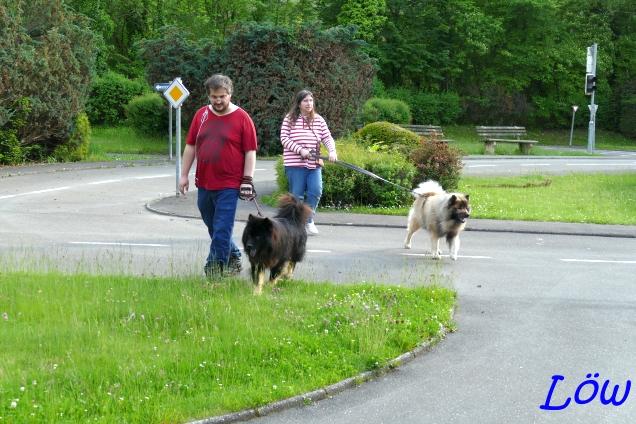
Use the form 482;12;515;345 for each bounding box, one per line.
0;267;455;423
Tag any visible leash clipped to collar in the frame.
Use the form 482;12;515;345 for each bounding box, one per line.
308;150;413;193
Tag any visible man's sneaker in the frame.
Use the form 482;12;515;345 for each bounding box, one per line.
228;255;243;275
306;222;319;235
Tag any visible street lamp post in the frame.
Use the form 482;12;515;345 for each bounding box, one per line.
569;105;579;147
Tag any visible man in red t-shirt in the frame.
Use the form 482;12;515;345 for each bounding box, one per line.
179;74;258;277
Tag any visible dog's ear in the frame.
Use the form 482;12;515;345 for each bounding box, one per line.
262;217;273;230
465;194;470;201
247;214;256;223
449;194;457;206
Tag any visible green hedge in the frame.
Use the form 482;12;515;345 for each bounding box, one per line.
384;88;462;125
360;98;411;125
86;71;149;125
352;122;421;152
276;137;416;208
125;93;168;136
52;112;91;162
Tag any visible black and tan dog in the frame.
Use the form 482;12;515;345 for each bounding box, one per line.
242;194;312;294
404;180;471;260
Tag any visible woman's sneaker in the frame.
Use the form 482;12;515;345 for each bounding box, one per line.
306;222;319;235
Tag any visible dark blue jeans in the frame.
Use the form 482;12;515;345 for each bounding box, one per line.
284;166;322;223
197;187;241;267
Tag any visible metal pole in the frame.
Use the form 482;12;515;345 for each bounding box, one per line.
569;106;578;146
587;43;597;154
168;104;173;160
176;105;181;196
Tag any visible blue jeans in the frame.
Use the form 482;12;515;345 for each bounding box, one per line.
197;187;241;267
284;166;322;223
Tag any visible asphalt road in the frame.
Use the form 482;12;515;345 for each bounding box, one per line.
1;155;635;423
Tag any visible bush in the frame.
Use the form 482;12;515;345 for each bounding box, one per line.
52;112;91;162
276;137;416;208
360;98;411;125
384;88;462;125
86;72;149;125
0;0;98;148
125;93;168;136
408;140;465;191
139;23;375;156
353;122;422;152
0;98;30;165
618;81;636;139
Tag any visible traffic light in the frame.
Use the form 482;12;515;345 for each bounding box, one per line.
585;73;597;95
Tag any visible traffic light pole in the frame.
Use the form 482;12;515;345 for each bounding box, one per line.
587;43;598;154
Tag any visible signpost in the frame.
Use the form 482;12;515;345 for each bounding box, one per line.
569;105;579;147
586;44;598;154
162;78;190;195
154;82;173;160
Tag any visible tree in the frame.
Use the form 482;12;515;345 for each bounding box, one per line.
0;0;98;148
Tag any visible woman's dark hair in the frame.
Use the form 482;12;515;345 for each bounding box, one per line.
287;89;315;128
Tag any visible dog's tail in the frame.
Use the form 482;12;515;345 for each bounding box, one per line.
276;193;312;225
412;180;445;197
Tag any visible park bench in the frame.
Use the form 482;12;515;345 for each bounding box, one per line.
476;126;538;154
397;124;454;142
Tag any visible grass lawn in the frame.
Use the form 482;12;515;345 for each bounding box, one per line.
309;173;636;226
86;126;180;161
0;267;454;423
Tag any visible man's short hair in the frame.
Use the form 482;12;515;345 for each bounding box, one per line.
204;74;233;95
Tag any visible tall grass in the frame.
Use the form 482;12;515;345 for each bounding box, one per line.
0;250;455;423
87;126;182;161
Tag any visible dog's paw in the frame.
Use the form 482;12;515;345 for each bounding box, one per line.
450;253;458;260
404;242;411;249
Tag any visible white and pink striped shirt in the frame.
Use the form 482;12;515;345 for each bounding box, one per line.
280;114;336;169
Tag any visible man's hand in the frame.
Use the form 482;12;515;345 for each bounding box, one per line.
178;176;189;195
239;176;255;201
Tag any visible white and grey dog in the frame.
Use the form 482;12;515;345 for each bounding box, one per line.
404;180;471;260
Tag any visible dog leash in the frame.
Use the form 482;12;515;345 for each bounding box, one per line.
309;150;414;193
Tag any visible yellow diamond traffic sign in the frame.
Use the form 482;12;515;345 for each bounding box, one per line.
163;78;190;108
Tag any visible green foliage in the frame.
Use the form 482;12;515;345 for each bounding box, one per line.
52;112;91;162
224;22;375;155
353;122;421;151
336;0;387;42
0;0;98;149
618;81;636;139
136;26;221;129
277;138;416;207
124;93;168;136
409;139;465;191
0;98;30;165
86;71;149;125
360;98;411;125
384;88;461;125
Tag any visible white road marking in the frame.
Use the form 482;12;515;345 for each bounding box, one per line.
402;253;492;259
565;163;633;166
308;250;331;253
136;174;172;179
468;164;497;168
0;187;70;200
88;179;121;185
69;242;169;247
561;259;636;264
521;164;550;166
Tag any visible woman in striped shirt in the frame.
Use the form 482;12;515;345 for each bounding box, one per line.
280;89;338;235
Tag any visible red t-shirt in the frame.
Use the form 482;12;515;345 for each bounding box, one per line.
186;105;258;190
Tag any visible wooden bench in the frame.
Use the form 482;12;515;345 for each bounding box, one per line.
397;124;454;142
476;126;538;154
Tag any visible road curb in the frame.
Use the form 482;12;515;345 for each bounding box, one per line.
186;319;454;424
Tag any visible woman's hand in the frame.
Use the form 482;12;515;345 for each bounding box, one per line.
328;151;338;163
